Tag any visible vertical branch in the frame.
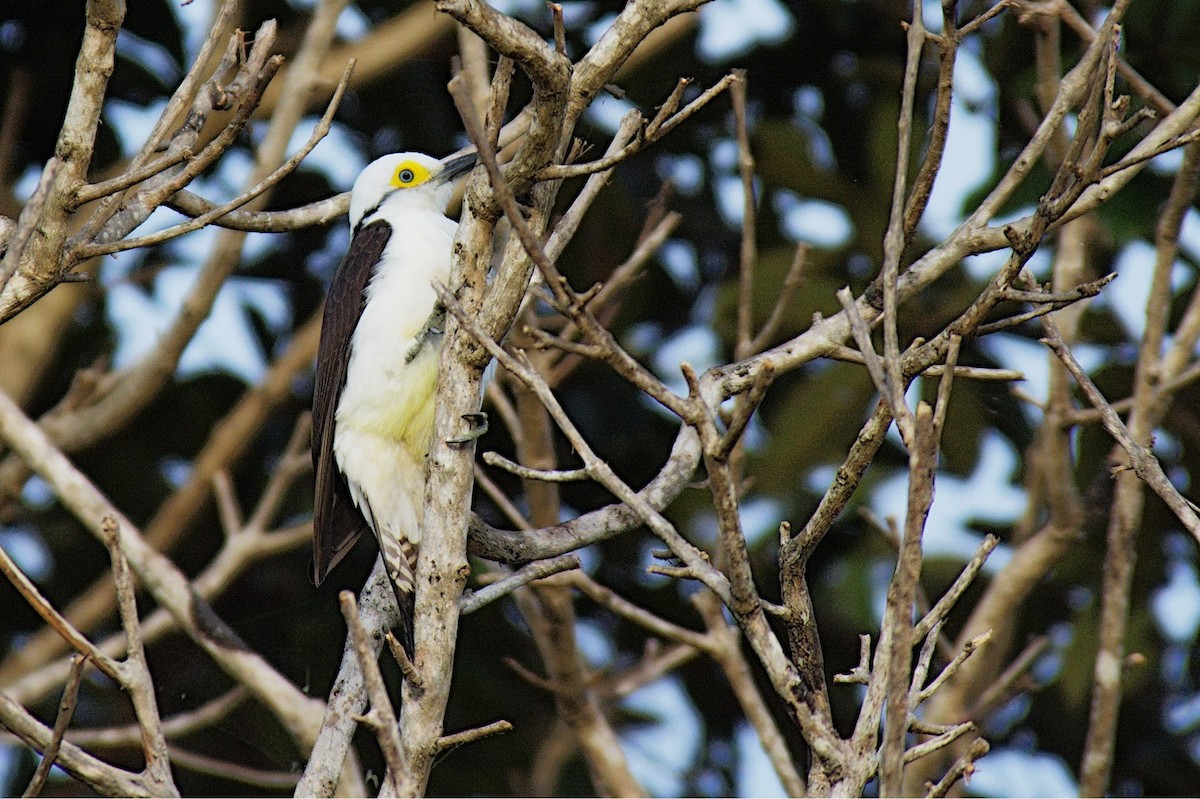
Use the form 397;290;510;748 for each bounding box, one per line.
779;401;892;746
102;516;177;796
509;344;644;796
879;0;927;446
456;26;493;124
395;63;502;798
877;404;938;796
692;592;807;797
731;70;757;361
1031;1;1067;163
902;0;958;237
1078;137;1200;796
0;0;126;321
296;561;393;798
339;592;406;796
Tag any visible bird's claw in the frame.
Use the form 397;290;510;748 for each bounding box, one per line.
446;412;488;446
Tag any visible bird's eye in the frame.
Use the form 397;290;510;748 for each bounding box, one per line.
389;162;428;188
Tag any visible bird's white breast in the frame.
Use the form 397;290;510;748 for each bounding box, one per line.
334;208;458;458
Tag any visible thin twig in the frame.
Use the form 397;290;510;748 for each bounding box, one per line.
714;362;774;460
903;0;958;238
956;0;1011;38
1041;318;1200;541
969;635;1051;719
746;242;809;355
0;538;122;681
436;719;514;752
931;334;961;437
166;745;300;790
837;287;890;408
22;654;87;799
459;554;582;615
913;534;999;641
924;737;990;797
536;74;738;180
910;618;945;701
102;517;174;791
67;688;250;748
878;0;927;452
245;413;313;534
834;635;873;685
549;2;566;56
75;60;355;259
901;720;976;764
474;464;534;531
572;572;713;652
731;69;757;360
73;149;193;206
483;450;589;482
211;471;243;539
384;632;422;694
914;630;992;706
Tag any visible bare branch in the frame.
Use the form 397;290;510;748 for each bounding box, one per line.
913;630;992;706
67;689;250;749
573;572;713;652
1040;319;1200;541
0;536;122;682
0;0;126;321
75;61;354;259
436;719;514;752
460;555;582;615
0;686;155;797
834;635;873;686
21;654;87;799
913;534;999;641
925;738;990;797
297;560;395;798
0;386;326;755
483;450;590;482
537;74;738;180
746;241;809;356
339;591;405;796
902;721;976;764
102;516;175;793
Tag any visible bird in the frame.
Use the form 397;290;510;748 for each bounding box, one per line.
311;150;477;641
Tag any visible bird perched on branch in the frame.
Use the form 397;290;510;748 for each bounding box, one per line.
311;150;477;640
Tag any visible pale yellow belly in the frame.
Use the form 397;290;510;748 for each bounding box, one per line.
338;344;439;460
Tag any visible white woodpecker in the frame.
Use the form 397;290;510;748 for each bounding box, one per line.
311;150;477;639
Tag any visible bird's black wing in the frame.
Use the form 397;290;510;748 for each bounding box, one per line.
311;220;392;585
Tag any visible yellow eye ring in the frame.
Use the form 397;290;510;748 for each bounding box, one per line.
391;160;430;188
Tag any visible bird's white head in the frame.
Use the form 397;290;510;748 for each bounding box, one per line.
348;151;477;232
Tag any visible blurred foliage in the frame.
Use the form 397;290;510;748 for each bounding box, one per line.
3;0;1200;795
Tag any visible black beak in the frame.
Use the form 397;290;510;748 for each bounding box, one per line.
437;151;478;183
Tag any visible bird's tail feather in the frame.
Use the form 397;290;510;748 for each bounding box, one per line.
380;527;418;655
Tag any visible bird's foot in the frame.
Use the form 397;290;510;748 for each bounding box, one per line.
446;412;488;446
404;306;447;365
